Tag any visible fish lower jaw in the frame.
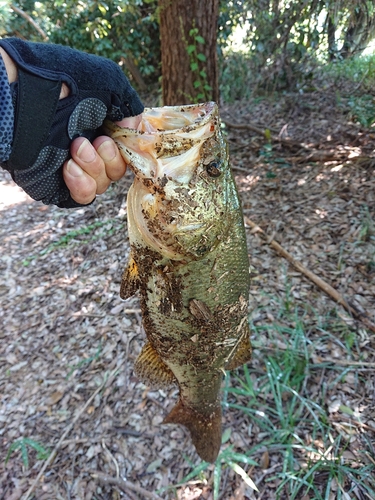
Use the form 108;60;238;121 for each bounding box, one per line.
132;234;189;261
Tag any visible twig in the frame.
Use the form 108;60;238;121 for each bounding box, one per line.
90;471;164;500
331;414;375;433
10;4;48;40
22;365;119;500
102;439;120;479
318;359;375;368
245;217;375;334
223;119;313;151
223;120;279;135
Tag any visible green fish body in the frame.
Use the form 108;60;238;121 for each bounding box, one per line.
106;102;251;462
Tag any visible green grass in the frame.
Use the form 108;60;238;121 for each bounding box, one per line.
22;217;125;266
219;51;255;102
66;342;102;379
321;55;375;126
5;438;50;469
323;54;375;90
164;298;375;499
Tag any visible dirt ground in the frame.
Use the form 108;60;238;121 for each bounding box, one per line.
1;90;375;499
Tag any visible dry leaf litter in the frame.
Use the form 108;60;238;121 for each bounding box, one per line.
0;89;375;500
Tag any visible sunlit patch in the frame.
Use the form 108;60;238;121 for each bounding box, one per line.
315;208;327;218
348;148;361;158
315;173;326;182
298;178;307;185
255;410;266;418
237;174;261;191
331;164;344;172
0;181;31;210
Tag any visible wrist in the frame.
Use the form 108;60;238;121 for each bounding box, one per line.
0;47;18;83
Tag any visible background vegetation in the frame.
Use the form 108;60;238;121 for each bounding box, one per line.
1;0;375;99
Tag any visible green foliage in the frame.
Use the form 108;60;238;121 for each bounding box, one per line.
0;0;12;37
219;1;375;93
49;0;159;83
2;0;160;87
5;437;50;468
347;94;375;127
219;51;254;102
323;54;375;89
3;1;375;94
185;26;212;102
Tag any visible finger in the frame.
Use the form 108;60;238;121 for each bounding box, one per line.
63;159;97;205
93;136;127;181
60;82;70;99
70;137;111;195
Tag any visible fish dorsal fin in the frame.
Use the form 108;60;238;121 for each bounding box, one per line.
163;399;222;463
135;342;177;388
120;255;140;300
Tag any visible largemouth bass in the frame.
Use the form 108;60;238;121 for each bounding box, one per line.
106;102;251;463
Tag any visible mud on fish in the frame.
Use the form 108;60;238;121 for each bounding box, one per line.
105;102;251;463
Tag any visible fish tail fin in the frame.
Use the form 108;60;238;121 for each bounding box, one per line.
163;399;222;463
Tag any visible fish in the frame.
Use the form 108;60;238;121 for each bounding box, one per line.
105;102;251;463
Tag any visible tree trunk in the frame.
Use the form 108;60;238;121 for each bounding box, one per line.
158;0;219;105
339;5;375;59
327;15;337;60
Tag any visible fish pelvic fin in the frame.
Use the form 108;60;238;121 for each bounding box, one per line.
225;329;252;371
120;256;140;299
163;399;222;463
135;342;177;388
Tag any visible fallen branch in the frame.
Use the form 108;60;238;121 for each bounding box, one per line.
245;217;375;334
10;4;48;40
223;119;314;151
90;471;164;500
22;363;119;500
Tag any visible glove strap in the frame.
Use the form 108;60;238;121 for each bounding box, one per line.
8;68;62;170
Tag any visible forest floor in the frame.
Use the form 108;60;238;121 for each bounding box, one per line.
1;83;375;500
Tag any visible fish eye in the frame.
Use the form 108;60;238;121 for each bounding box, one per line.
206;161;221;178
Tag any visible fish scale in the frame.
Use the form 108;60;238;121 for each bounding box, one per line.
105;102;251;462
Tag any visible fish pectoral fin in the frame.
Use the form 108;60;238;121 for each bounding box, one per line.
120;256;140;299
135;342;177;388
225;329;252;370
163;399;222;463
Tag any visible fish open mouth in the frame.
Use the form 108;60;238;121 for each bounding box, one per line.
105;102;219;182
136;102;217;134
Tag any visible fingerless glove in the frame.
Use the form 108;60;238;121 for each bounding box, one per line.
0;38;144;208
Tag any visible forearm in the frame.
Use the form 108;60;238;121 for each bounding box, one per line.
0;47;17;83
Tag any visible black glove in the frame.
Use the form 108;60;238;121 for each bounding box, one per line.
0;38;144;208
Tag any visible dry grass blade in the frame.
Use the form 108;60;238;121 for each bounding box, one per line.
90;471;164;500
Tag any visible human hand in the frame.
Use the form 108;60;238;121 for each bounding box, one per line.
63;115;142;205
0;38;144;208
